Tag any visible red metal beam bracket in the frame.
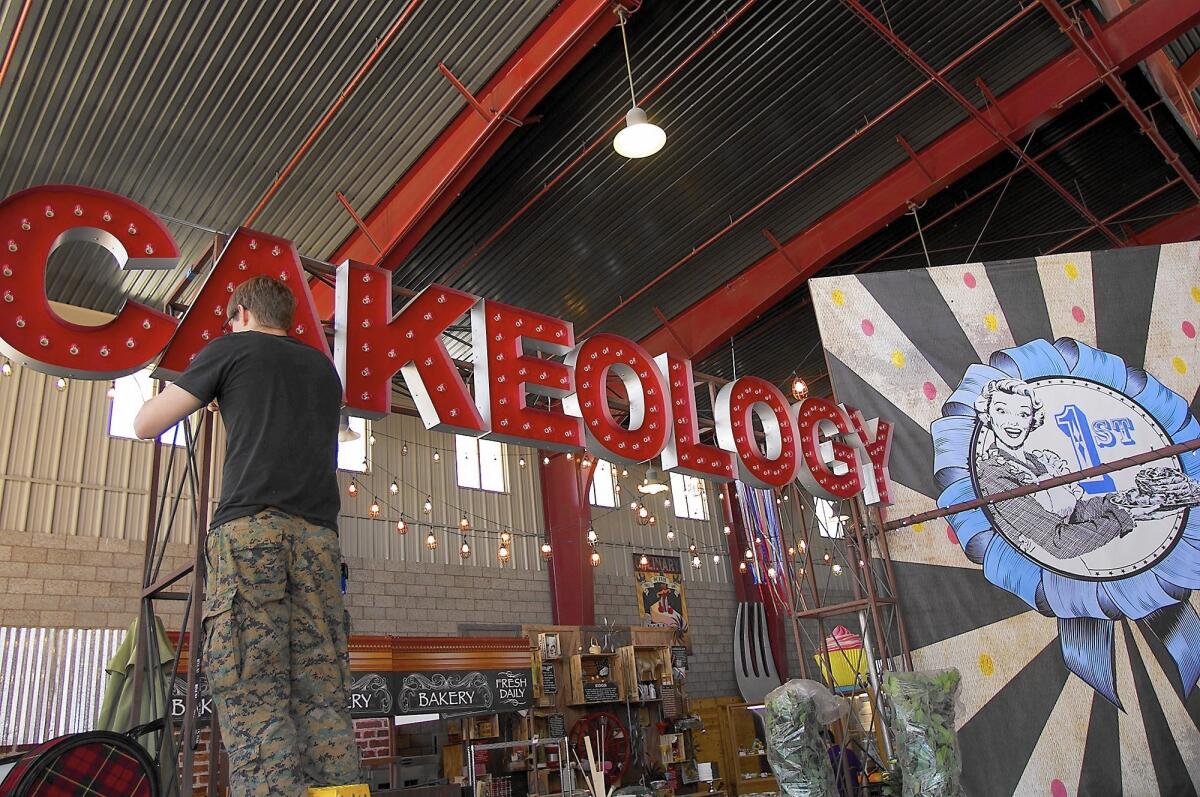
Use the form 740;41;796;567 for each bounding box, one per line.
762;228;804;274
975;78;1013;130
438;61;496;122
652;305;694;359
638;0;1200;361
335;191;383;254
895;134;934;182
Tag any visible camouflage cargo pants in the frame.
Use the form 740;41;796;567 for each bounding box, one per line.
202;509;361;797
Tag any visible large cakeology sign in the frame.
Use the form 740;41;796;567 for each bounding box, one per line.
0;185;894;500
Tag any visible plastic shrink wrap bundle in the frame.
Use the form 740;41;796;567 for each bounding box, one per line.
881;669;965;797
763;679;848;797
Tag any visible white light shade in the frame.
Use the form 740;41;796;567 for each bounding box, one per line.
614;107;665;158
637;466;670;495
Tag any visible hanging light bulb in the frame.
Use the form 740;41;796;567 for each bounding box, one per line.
767;566;777;579
630;500;640;511
432;449;441;462
691;555;702;570
53;377;67;392
426;532;439;550
823;553;832;563
0;361;11;377
566;452;574;461
581;458;590;468
787;545;797;557
612;10;666;159
541;541;553;561
722;525;731;536
587;526;598;544
519;457;526;468
776;497;782;505
859;559;866;568
500;530;512;545
460;540;472;559
744;548;754;560
798;539;807;551
790;376;809;401
396;519;408;534
663;498;671;508
459;515;471;531
783;493;790;502
638;506;649;519
688;542;697;554
621;468;628;477
590;550;602;567
368;434;376;446
106;382;117;399
389;481;399;495
614;483;621;493
368;499;381;519
713;554;721;564
423;497;433;514
347;482;359;497
832;563;843;575
401;442;409;456
639;554;650;567
665;528;675;541
543;456;550;465
719;492;725;501
648;515;657;526
738;561;748;573
497;544;511;564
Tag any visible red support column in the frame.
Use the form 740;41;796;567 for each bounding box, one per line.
540;453;595;625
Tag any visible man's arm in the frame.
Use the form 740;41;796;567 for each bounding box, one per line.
133;384;204;439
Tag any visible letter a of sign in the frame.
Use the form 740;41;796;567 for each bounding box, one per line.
153;228;328;378
335;262;485;434
0;186;179;378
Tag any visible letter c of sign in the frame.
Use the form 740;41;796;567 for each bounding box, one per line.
0;186;179;378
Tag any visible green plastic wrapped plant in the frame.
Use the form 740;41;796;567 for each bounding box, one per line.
881;669;964;797
763;679;847;797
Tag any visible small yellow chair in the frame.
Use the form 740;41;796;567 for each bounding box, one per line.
308;786;371;797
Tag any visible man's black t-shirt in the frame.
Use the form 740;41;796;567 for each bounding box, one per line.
174;331;343;531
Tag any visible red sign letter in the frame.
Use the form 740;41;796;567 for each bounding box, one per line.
472;299;581;450
564;333;670;463
714;376;799;489
0;185;179;378
848;407;893;505
154;228;327;378
335;265;484;433
655;354;735;482
795;397;866;500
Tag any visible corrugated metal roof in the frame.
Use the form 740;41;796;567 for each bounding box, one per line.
399;0;1072;342
0;0;557;314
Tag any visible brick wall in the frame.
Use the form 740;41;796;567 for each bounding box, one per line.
354;716;392;761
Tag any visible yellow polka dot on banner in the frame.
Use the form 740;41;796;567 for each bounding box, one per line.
1174;356;1188;375
978;653;995;677
913;522;925;533
984;313;998;332
831;288;846;307
1064;262;1078;280
891;350;906;368
1192;286;1200;304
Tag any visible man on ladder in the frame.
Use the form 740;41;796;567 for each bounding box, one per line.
135;276;364;797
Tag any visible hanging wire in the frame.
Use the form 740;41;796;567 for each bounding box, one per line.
616;8;639;108
908;201;932;268
965;130;1036;263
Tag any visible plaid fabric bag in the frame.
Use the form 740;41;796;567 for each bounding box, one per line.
0;731;156;797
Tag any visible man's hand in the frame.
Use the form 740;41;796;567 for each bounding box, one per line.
133;384;204;439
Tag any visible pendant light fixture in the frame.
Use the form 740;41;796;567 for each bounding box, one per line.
637;466;669;495
613;8;665;159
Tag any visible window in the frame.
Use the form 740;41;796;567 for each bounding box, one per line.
337;417;369;473
455;435;506;492
108;370;191;446
670;472;710;520
815;498;846;538
589;460;618;507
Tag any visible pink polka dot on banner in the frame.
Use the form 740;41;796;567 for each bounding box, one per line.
923;382;937;400
1071;306;1085;323
861;319;875;336
1184;321;1196;339
946;525;959;545
963;272;977;289
1050;779;1067;797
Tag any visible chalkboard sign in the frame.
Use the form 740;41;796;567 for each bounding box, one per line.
541;662;558;695
670;645;689;671
583;682;620;703
548;713;566;738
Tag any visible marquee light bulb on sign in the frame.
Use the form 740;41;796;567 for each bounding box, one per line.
0;185;894;509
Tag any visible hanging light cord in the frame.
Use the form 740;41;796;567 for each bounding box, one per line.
617;10;638;108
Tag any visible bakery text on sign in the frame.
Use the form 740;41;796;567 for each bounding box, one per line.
0;185;893;503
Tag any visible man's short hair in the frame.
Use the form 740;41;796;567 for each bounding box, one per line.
228;276;295;330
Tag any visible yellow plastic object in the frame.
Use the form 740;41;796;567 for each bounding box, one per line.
308;785;371;797
813;647;867;688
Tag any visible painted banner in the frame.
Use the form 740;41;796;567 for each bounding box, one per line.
633;554;691;648
811;242;1200;797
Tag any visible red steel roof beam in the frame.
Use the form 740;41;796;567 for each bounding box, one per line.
327;0;624;274
1136;203;1200;244
1040;0;1200;200
639;0;1200;361
843;0;1124;248
0;0;32;89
